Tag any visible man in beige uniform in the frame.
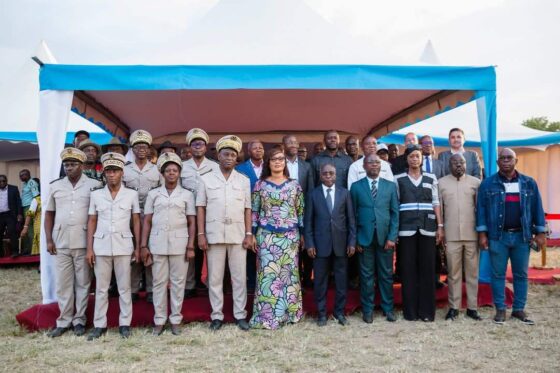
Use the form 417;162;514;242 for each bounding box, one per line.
141;152;196;336
197;135;253;331
44;148;102;338
87;152;141;340
438;153;482;321
123;130;162;302
181;128;219;298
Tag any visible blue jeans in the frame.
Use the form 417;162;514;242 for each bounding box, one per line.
489;232;530;311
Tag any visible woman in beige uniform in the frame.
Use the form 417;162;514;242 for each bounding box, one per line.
141;152;196;336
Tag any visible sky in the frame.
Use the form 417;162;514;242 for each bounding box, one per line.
0;0;559;137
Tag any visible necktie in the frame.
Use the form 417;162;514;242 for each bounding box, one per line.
425;155;431;173
326;188;333;212
371;179;377;200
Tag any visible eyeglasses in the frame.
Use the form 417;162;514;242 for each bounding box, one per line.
134;145;150;151
421;141;433;145
270;157;286;163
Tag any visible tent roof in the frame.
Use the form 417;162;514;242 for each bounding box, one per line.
40;64;495;142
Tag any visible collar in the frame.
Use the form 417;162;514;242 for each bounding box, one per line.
450;147;465;155
250;159;263;169
366;176;380;185
322;184;335;194
319;150;344;158
286;156;298;165
498;170;519;182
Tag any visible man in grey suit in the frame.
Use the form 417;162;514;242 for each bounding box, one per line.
420;135;444;179
305;164;356;326
438;128;482;179
283;134;315;287
350;154;399;323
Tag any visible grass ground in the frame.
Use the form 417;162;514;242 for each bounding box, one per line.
0;249;559;372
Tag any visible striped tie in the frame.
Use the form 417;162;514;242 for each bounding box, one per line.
371;179;377;200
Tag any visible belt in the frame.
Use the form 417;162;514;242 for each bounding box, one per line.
504;227;522;232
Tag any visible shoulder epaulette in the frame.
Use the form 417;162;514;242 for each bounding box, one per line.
150;184;160;191
49;177;64;184
125;161;132;166
200;169;213;177
124;184;138;191
86;174;101;181
90;185;104;192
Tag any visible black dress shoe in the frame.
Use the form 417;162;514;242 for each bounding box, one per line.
47;326;70;338
466;309;482;321
73;324;86;336
119;326;131;338
131;293;140;302
146;292;153;304
235;319;250;331
436;280;445;289
209;319;223;331
152;325;164;336
334;314;348;326
362;313;373;324
87;327;107;341
184;289;197;299
170;324;182;335
317;316;327;327
445;308;459;321
421;317;434;322
385;312;397;322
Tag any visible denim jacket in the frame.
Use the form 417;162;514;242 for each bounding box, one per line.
476;171;546;242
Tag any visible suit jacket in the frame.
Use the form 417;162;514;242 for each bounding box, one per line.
438;150;482;179
350;177;399;247
390;154;407;175
304;185;356;257
235;159;259;191
423;156;445;179
3;185;23;219
297;160;315;195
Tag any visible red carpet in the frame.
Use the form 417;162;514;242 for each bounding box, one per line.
16;283;509;332
0;255;40;266
506;267;560;285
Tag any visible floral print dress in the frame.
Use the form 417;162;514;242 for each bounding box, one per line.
249;179;305;329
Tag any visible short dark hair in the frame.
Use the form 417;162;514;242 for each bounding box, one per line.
324;130;339;139
19;169;30;175
361;134;377;144
74;130;90;139
448;128;464;137
0;174;7;181
282;134;297;144
320;163;336;173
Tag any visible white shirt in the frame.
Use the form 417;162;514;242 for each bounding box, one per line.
322;184;335;207
366;176;380;192
422;154;433;173
347;157;393;191
0;187;9;213
251;160;263;179
451;147;465;155
286;157;299;182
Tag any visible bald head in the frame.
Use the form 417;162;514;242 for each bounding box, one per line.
497;148;517;175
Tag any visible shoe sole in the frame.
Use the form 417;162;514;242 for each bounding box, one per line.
493;320;505;325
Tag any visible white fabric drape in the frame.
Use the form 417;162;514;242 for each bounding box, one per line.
37;89;74;304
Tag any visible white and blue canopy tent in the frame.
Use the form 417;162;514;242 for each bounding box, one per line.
37;63;497;303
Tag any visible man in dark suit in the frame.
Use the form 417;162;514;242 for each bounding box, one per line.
438;128;482;179
350;154;399;323
305;163;356;326
283;134;315;288
0;175;23;257
420;135;444;179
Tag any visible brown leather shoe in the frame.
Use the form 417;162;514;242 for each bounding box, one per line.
152;325;164;336
511;310;535;325
170;324;182;335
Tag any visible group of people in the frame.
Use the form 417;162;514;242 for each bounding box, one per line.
0;169;41;257
40;125;546;340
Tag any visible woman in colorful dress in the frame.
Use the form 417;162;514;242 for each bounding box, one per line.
20;179;41;255
250;147;305;329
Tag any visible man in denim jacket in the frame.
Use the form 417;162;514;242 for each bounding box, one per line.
476;148;546;325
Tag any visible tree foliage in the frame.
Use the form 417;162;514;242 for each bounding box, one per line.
521;116;560;132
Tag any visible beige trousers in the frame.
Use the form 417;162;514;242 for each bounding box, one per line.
446;241;479;310
206;244;247;321
93;255;132;327
152;254;189;325
55;248;91;328
131;261;153;293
